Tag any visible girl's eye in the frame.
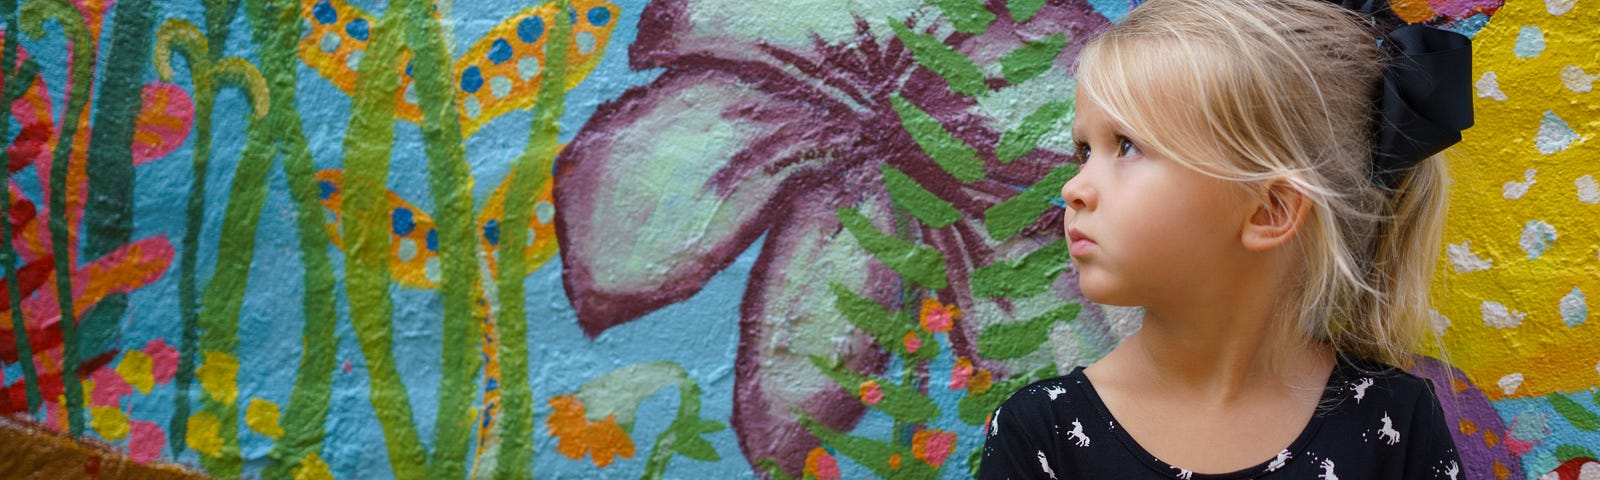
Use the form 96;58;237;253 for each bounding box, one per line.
1117;137;1139;158
1071;142;1091;165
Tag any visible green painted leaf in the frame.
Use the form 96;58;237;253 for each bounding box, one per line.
837;207;950;289
1008;0;1048;22
1555;444;1598;463
800;415;942;479
882;164;962;228
983;163;1077;240
889;95;986;182
971;241;1071;299
888;17;988;96
830;283;939;361
929;0;995;34
977;303;1080;359
675;435;719;461
997;100;1073;163
957;366;1056;424
1550;393;1600;431
999;33;1067;85
810;356;940;425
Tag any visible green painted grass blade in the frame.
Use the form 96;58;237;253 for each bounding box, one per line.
881;164;962;228
889;94;985;183
887;16;987;96
837;207;949;290
982;163;1076;240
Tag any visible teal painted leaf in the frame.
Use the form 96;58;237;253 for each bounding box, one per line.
957;366;1056;424
888;17;988;96
809;356;940;425
800;415;942;479
983;163;1077;240
837;207;949;289
999;33;1067;85
971;241;1071;299
1550;393;1600;431
976;303;1080;359
830;283;939;361
997;100;1073;163
889;94;986;182
930;0;995;34
1008;0;1048;22
882;164;962;228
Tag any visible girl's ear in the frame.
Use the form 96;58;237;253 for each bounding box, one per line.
1241;180;1311;252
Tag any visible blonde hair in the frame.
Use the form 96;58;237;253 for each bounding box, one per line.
1074;0;1449;368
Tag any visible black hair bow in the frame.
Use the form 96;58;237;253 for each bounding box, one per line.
1370;24;1474;188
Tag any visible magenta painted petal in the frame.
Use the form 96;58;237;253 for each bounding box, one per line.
631;0;928;71
733;189;898;478
555;64;856;337
953;0;1111;69
1411;357;1524;480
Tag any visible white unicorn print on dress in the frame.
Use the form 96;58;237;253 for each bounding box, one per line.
1044;385;1067;400
988;407;1001;438
1319;458;1339;480
1444;460;1460;480
1378;413;1401;445
1266;449;1292;472
1172;466;1193;479
1067;419;1091;447
1036;450;1058;480
1352;378;1375;403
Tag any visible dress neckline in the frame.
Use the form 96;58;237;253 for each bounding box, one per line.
1067;361;1349;479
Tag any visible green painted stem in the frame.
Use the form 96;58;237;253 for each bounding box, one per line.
494;1;572;477
154;18;213;456
1;2;42;413
395;0;486;476
339;3;430;477
20;0;96;437
246;0;341;475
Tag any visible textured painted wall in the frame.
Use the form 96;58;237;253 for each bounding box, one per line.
0;0;1593;478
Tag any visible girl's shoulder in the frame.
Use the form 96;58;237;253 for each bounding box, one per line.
1320;356;1446;415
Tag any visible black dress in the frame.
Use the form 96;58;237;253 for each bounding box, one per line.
977;358;1464;479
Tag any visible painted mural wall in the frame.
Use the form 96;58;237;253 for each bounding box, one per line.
0;0;1594;477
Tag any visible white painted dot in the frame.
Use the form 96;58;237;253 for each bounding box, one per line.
1428;309;1452;336
1563;65;1597;93
1561;287;1588;328
576;32;596;54
403;83;418;105
1536;110;1579;155
1497;373;1524;396
1476;71;1507;101
397;238;418;262
1519;220;1558;260
345;49;364;72
1503;169;1536;199
324;207;338;225
1547;0;1577;15
320;32;342;53
463;96;482;118
1481;301;1525;329
424;256;442;283
490;76;513;99
1577;175;1600;204
517;56;542;80
534;201;555;224
1447;241;1491;273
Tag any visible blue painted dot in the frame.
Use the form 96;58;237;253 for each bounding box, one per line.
460;66;484;93
317;181;336;199
587;7;610;26
425;229;438;251
487;39;513;65
392;208;416;236
486;378;499;391
405;61;413;77
312;0;337;24
567;7;577;24
345;18;370;42
517;16;545;43
484;220;500;246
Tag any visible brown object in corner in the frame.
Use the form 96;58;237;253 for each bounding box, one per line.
0;415;210;479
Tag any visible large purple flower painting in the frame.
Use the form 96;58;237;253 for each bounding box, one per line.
554;0;1118;475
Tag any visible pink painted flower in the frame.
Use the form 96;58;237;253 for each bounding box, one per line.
950;356;974;390
902;331;922;354
804;447;841;480
912;429;957;467
858;380;884;406
128;420;166;464
919;298;958;333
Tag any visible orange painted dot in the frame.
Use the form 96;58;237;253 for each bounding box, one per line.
888;453;902;470
1458;419;1478;435
1492;460;1510;480
1483;429;1499;448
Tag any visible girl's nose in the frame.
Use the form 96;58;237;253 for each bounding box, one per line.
1060;165;1094;213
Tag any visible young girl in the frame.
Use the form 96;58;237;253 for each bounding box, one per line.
979;0;1473;478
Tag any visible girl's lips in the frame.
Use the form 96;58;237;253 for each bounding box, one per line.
1067;228;1096;256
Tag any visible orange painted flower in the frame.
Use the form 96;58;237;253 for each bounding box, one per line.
967;369;993;395
919;298;960;333
888;452;903;470
546;395;636;467
804;446;841;480
902;331;922;354
912;429;957;467
858;380;884;405
950;357;974;390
